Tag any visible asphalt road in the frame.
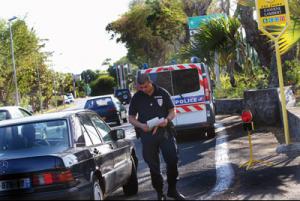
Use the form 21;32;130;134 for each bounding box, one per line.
107;122;220;200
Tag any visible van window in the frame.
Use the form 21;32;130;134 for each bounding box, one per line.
148;71;173;95
148;68;200;96
173;68;200;95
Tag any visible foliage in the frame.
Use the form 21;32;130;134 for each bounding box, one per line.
81;69;97;84
181;16;243;87
285;59;300;87
90;75;116;96
106;0;187;67
214;67;270;98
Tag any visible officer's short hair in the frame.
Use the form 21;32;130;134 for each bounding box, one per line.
137;72;152;85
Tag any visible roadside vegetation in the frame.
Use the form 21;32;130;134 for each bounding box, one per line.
0;0;299;111
106;0;300;101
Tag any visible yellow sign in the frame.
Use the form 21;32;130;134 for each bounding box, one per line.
255;0;291;145
256;0;290;31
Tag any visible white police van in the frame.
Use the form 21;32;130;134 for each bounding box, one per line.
140;63;215;137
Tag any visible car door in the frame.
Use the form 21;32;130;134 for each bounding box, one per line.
77;113;116;194
89;114;131;187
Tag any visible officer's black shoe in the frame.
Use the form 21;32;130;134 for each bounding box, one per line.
167;189;186;200
157;193;167;200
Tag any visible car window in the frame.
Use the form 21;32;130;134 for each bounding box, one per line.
0;110;9;121
94;97;113;107
0;120;69;153
84;100;95;109
73;116;89;147
79;114;102;145
80;124;93;146
90;115;112;142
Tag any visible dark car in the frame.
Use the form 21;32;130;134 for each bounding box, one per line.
0;110;138;200
114;89;132;105
84;95;127;126
0;106;32;121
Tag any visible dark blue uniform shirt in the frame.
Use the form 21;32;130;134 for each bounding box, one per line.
129;84;174;124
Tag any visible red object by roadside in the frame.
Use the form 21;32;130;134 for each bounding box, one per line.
241;111;253;123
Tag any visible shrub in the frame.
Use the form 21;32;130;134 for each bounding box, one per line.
214;67;270;99
90;75;116;96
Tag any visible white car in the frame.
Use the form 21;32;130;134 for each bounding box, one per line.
64;94;75;104
0;106;32;121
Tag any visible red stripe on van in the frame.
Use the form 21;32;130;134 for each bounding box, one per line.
156;67;164;73
181;105;192;112
145;69;152;74
193;104;203;111
189;64;198;69
178;65;186;70
176;104;204;113
168;67;175;71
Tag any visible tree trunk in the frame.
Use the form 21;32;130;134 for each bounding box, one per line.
228;59;237;87
181;0;213;45
237;5;273;69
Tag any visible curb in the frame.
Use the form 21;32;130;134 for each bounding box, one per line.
276;143;300;155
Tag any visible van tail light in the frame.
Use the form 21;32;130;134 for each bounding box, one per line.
32;170;74;186
203;78;210;101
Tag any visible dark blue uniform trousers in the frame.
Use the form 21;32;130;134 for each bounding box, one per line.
140;131;179;194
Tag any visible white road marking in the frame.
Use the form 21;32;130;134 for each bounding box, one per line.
205;123;235;199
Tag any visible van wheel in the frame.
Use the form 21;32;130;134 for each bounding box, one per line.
92;180;104;200
207;127;216;138
123;157;138;196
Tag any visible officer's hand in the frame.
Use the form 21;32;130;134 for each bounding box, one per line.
158;119;168;128
141;124;150;132
152;126;158;135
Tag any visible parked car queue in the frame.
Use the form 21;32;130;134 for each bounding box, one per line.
0;109;138;200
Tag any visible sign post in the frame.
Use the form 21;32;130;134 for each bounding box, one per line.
240;111;273;170
255;0;291;144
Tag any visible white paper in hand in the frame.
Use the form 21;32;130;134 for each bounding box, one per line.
147;117;165;129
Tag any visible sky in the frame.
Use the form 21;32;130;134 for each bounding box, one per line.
0;0;131;74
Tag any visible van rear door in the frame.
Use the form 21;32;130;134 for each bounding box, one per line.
171;65;207;126
143;63;207;127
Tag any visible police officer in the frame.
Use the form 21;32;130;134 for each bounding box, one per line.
129;73;186;200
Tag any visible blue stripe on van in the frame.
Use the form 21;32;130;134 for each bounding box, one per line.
172;95;205;106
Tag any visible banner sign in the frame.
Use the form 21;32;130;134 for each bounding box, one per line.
256;0;290;30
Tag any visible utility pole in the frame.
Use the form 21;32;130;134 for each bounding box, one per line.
8;16;20;106
72;74;76;99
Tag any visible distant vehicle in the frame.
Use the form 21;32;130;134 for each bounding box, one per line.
0;106;32;121
139;63;215;137
0;110;138;200
114;88;132;105
63;93;75;104
84;95;127;126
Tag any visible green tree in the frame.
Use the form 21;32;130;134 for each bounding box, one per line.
0;19;51;109
90;75;116;96
181;17;243;87
106;0;187;67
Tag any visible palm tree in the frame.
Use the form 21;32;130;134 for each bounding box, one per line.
181;17;243;87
